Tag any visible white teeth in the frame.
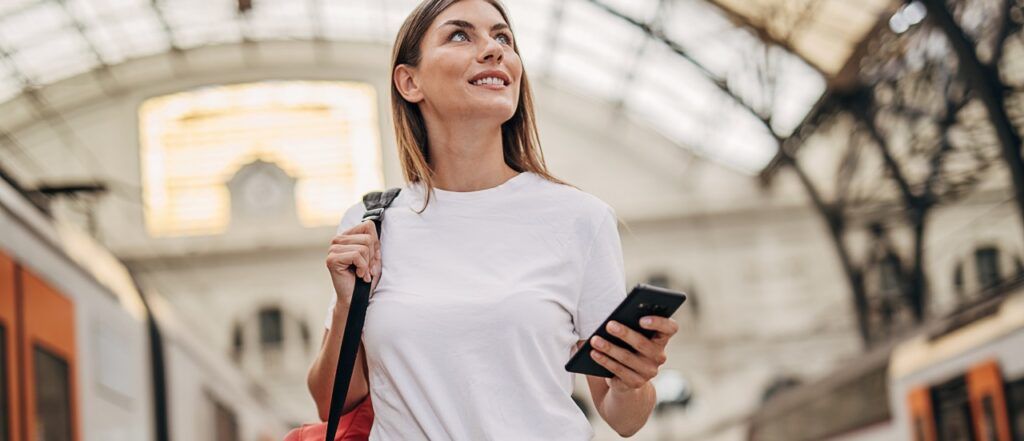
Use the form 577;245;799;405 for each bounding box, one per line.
472;77;505;86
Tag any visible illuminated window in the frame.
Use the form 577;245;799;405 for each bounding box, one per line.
139;81;384;237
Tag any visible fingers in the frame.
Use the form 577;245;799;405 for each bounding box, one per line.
354;220;381;276
336;222;380;259
639;316;679;345
590;349;647;388
639;316;679;336
326;249;372;282
591;335;659;380
343;220;380;249
605;321;658;358
330;220;382;283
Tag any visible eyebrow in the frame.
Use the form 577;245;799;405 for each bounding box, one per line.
441;19;510;32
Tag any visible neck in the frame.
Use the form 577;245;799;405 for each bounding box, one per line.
421;112;519;192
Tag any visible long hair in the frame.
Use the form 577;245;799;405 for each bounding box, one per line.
390;0;572;212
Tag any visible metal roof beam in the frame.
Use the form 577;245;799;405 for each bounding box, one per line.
702;0;830;76
586;0;773;130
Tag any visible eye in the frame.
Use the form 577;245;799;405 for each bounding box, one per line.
496;32;512;45
449;30;469;42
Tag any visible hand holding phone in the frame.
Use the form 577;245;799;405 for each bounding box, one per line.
565;283;686;378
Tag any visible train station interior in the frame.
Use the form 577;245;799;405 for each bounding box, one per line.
1;0;1023;440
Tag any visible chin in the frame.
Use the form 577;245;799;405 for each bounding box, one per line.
464;104;517;121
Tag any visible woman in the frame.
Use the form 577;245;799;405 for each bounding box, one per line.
307;0;679;438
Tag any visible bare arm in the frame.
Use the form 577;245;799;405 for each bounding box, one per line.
307;220;381;420
585;367;655;437
307;307;370;420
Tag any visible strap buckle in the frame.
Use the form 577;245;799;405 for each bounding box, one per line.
362;207;384;221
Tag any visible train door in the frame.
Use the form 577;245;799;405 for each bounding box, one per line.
1;252;17;441
909;386;937;441
0;250;78;441
907;361;1015;441
933;376;975;441
965;361;1012;441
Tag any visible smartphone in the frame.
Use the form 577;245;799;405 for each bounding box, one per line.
565;283;686;378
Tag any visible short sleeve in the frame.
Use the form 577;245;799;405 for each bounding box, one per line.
574;206;627;339
324;201;369;329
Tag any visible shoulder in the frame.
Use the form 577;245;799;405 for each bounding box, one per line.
336;201;366;234
526;173;617;232
336;186;416;234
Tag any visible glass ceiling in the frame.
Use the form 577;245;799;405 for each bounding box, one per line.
0;0;896;174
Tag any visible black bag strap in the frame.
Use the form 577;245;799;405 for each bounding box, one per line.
325;187;402;441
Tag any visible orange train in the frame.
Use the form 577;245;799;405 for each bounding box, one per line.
748;283;1024;441
0;174;286;441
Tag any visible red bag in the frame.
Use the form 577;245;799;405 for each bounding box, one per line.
283;397;374;441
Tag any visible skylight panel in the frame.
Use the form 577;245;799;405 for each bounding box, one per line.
157;0;240;49
558;0;645;63
506;0;554;68
321;1;382;42
600;0;662;23
9;31;96;85
629;43;781;173
0;69;21;103
245;0;313;40
0;0;38;18
0;1;69;49
114;7;171;59
550;48;625;101
80;19;127;64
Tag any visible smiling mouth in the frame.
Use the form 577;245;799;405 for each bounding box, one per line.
469;77;509;88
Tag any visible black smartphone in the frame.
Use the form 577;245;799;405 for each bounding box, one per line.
565;283;686;378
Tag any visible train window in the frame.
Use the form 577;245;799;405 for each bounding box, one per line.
33;346;71;441
974;247;1000;289
0;326;7;441
933;376;975;441
259;307;283;349
981;396;997;441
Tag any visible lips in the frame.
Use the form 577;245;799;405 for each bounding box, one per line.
468;69;511;86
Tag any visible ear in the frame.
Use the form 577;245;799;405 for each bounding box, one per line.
393;64;425;103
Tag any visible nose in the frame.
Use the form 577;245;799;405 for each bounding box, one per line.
478;36;503;63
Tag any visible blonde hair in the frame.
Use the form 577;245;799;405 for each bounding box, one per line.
390;0;572;213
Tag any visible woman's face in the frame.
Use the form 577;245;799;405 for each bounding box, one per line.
400;0;522;123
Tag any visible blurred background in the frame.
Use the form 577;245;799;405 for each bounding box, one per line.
0;0;1023;440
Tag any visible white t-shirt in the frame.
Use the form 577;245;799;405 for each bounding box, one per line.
324;171;626;440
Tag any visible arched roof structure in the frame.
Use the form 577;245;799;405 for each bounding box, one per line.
0;0;897;173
